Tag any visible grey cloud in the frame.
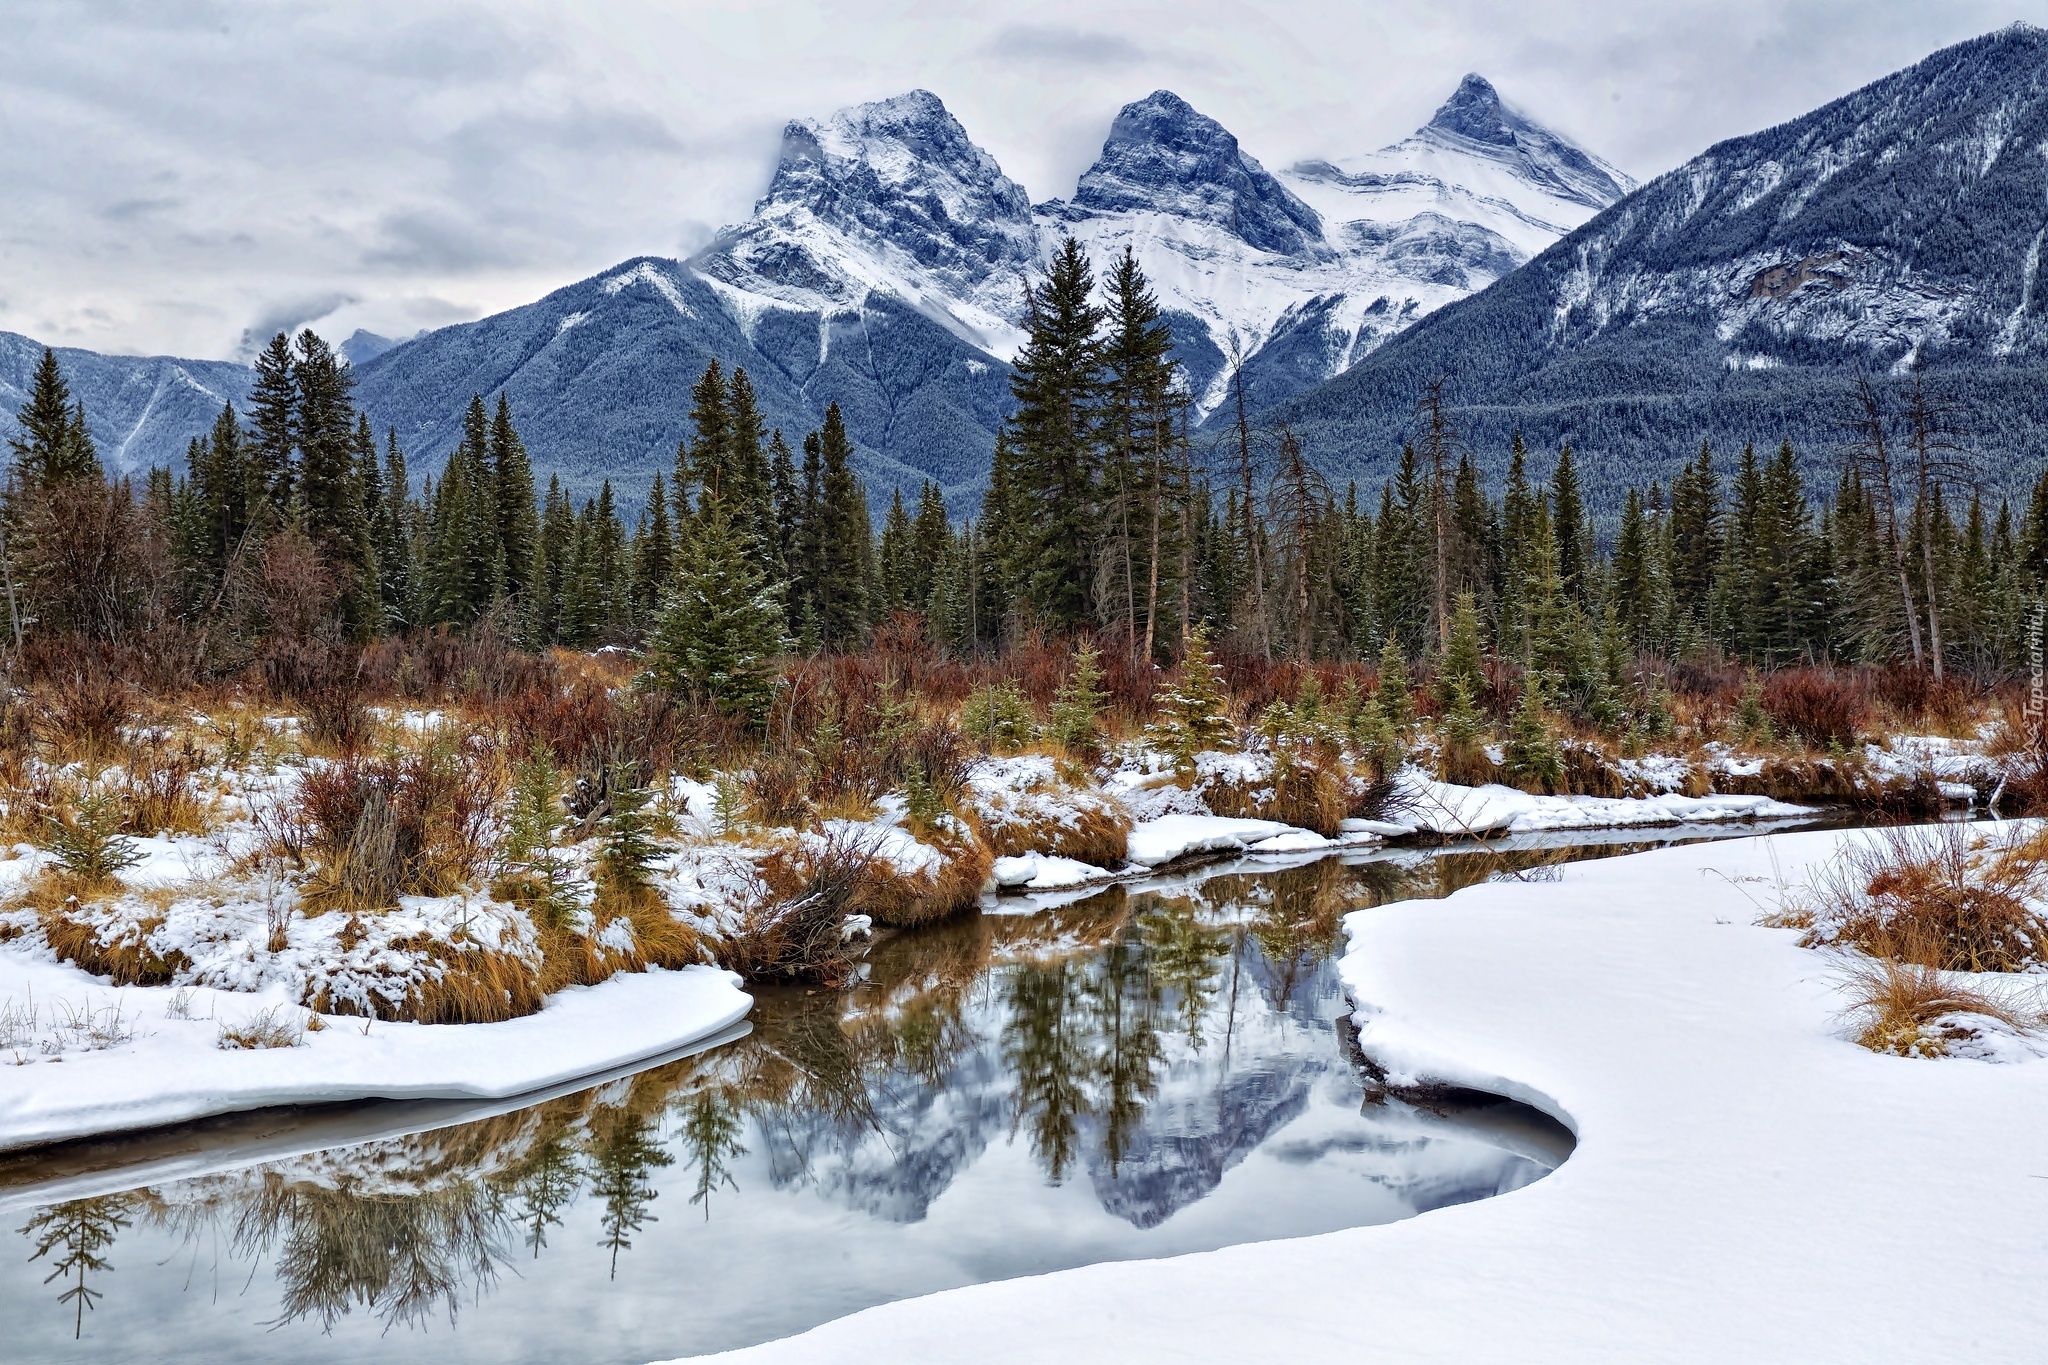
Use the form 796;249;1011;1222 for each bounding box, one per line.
238;293;358;357
983;24;1148;67
101;197;181;223
0;0;2034;362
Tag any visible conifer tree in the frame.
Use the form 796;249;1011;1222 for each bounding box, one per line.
1375;635;1413;728
877;488;914;615
1551;443;1586;605
1007;236;1103;627
815;403;867;647
1048;643;1107;755
292;330;372;626
644;501;788;721
631;472;676;623
492;395;539;604
680;359;730;511
247;332;298;516
768;428;799;579
1437;591;1488;709
5;348;98;494
1147;628;1234;777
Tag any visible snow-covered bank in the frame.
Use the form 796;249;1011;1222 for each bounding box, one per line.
1390;772;1812;836
0;955;751;1154
683;827;2048;1364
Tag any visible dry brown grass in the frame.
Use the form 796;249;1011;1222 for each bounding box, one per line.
972;785;1132;866
1799;824;2048;973
216;1005;306;1050
327;935;545;1025
1835;953;2039;1058
864;838;992;929
1206;757;1348;836
39;904;190;986
535;886;707;994
121;734;209;835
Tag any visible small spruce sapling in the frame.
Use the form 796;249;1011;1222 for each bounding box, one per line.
597;770;662;904
1147;627;1235;780
1047;644;1107;756
1375;637;1413;729
1733;670;1775;746
46;784;143;887
1503;675;1564;794
961;681;1036;752
1436;677;1490;785
500;745;576;929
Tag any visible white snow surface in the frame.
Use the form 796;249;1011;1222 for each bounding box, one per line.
0;954;752;1153
685;826;2048;1363
1394;771;1813;836
1124;813;1299;866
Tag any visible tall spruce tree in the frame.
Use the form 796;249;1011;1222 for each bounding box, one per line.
1007;236;1103;628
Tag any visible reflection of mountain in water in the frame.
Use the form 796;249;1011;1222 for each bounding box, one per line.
757;1048;1007;1223
752;896;1367;1232
1083;1064;1313;1230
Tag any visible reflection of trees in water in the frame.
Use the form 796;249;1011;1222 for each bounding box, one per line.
680;1091;747;1219
1142;896;1231;1045
245;1173;508;1331
20;1196;129;1338
10;849;1559;1338
586;1108;674;1278
496;1130;584;1258
1002;961;1093;1182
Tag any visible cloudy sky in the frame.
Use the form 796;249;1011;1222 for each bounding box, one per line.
1;0;2034;361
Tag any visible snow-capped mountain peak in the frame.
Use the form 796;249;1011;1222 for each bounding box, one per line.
1032;79;1634;414
694;89;1035;355
1412;74;1635;211
672;78;1632;421
1051;90;1327;259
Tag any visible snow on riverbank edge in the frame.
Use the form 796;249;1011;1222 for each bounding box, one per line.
0;961;752;1155
681;826;2048;1364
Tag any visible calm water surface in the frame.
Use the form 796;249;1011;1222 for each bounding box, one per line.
0;826;1811;1363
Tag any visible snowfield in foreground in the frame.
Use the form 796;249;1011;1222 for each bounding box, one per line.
0;957;751;1154
682;826;2048;1364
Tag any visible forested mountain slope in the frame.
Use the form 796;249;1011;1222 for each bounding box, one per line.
1270;24;2048;510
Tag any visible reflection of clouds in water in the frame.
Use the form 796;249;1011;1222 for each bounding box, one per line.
1;845;1612;1360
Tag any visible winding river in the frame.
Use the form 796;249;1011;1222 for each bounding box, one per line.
0;824;1824;1363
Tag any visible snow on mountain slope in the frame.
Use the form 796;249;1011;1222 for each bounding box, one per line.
694;89;1037;360
1270;24;2048;504
1038;79;1633;415
0;330;252;475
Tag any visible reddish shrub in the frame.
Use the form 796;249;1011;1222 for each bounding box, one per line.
1762;668;1869;749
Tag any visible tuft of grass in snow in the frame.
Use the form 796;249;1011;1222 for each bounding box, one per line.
216;1004;306;1050
40;903;190;986
1796;824;2048;973
1834;954;2041;1058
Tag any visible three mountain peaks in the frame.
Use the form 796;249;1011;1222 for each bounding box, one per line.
8;25;2048;511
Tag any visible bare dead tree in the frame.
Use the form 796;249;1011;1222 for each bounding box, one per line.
1901;372;1975;682
1223;335;1270;660
1843;375;1924;668
1413;376;1465;652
